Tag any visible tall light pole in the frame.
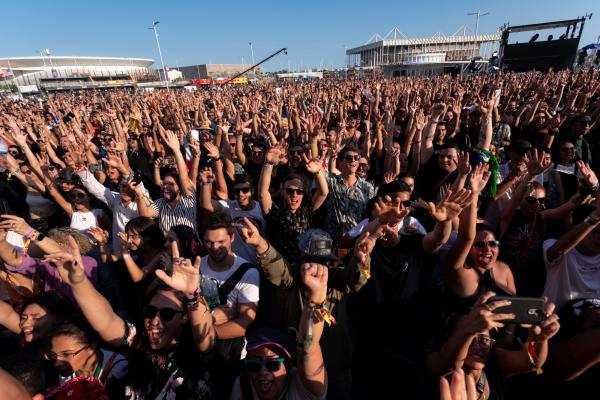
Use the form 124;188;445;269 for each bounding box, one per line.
149;20;169;89
249;42;255;65
468;10;490;36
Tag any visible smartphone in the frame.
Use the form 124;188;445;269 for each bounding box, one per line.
132;171;143;185
488;296;545;325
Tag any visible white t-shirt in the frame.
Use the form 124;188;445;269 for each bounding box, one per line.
230;368;327;400
543;239;600;310
219;200;265;263
70;209;103;232
199;255;260;313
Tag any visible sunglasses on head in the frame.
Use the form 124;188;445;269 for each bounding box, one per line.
525;196;545;206
245;357;285;373
234;187;252;194
143;305;184;322
285;188;304;196
344;154;361;162
473;240;500;249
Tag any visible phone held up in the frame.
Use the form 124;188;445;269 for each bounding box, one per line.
488;296;545;325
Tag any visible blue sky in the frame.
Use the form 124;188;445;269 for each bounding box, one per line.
1;0;598;71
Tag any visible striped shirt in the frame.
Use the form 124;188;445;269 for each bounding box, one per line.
150;191;198;234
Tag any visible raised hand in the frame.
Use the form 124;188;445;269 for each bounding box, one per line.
302;153;322;173
373;196;410;226
43;236;87;286
525;148;552;177
577;160;599;188
203;141;220;159
456;291;515;335
383;170;397;184
161;129;181;151
264;144;284;165
469;163;492;195
199;167;215;185
238;217;263;247
354;231;378;264
0;215;33;236
456;151;472;176
440;368;477;400
427;188;473;222
301;263;328;303
526;299;560;342
155;241;200;295
88;227;109;245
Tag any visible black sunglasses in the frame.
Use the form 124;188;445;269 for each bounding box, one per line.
525;196;546;206
245;357;285;373
560;147;575;152
70;192;87;200
234;187;252;194
344;154;361;162
473;240;500;249
289;149;303;156
143;305;184;322
285;188;304;196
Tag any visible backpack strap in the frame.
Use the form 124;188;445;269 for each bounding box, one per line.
218;263;257;305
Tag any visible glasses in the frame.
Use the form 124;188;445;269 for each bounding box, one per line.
245;357;285;373
560;147;575;153
22;169;33;175
473;240;500;249
48;166;57;172
525;196;546;206
70;192;87;200
44;345;89;362
580;120;592;125
358;163;369;168
401;200;413;208
8;150;19;156
285;188;304;196
143;305;184;322
473;334;495;348
344;154;361;162
234;187;252;194
289;149;304;156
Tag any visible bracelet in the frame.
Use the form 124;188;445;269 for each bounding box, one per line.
264;162;274;168
314;169;322;176
23;228;35;240
584;214;600;226
186;287;201;301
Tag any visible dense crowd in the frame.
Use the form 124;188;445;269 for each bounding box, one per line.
0;68;600;399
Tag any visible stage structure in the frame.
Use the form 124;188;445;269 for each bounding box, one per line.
345;26;500;76
499;16;591;72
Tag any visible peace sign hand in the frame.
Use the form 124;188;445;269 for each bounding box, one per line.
155;241;201;296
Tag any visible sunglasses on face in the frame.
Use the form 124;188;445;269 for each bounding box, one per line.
358;163;369;168
525;196;546;206
48;166;57;172
580;120;592;125
70;192;87;200
22;169;33;175
245;357;285;373
560;147;575;152
289;149;303;156
473;240;500;249
234;187;252;194
285;188;304;196
8;151;19;156
344;154;361;162
143;305;184;322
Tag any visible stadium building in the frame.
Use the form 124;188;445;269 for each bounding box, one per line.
178;64;260;80
0;56;154;91
346;26;501;76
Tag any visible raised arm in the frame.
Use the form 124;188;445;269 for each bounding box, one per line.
297;262;328;397
161;129;194;196
43;236;127;348
421;104;445;166
258;146;283;215
303;153;329;211
0;299;20;335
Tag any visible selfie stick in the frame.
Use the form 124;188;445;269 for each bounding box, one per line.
225;47;288;84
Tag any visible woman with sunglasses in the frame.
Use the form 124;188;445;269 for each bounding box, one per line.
43;317;129;398
44;237;216;399
443;164;516;302
546;138;580;209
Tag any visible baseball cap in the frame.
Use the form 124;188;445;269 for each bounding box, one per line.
297;229;339;263
246;326;293;359
57;167;77;184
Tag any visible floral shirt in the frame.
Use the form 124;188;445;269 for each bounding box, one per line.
266;202;314;262
325;173;375;244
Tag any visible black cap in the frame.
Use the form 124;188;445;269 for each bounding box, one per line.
246;326;293;359
57;167;77;183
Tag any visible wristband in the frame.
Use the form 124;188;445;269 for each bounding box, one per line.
584;214;600;226
23;228;35;240
264;162;274;168
186;287;201;301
